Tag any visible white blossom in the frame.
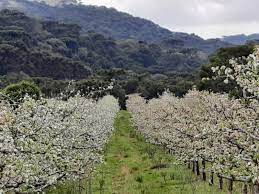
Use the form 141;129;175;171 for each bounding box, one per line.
128;90;259;183
213;47;259;99
0;95;119;193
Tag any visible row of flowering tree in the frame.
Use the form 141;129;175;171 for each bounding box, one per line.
0;94;119;193
128;48;259;193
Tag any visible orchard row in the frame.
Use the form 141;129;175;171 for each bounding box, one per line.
128;48;259;193
0;95;119;193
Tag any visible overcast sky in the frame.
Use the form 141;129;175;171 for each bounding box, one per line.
81;0;259;39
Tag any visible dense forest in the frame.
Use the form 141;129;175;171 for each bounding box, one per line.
0;9;210;76
1;0;230;53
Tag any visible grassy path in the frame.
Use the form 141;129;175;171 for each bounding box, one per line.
91;111;228;194
48;111;240;194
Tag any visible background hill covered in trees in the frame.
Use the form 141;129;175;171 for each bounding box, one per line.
1;0;230;54
0;9;200;104
0;9;209;78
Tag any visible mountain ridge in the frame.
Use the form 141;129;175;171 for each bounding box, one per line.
0;0;230;54
0;9;209;80
222;34;259;45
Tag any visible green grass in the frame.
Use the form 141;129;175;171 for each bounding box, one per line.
48;111;243;194
90;111;240;194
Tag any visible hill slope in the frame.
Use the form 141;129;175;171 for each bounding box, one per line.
0;9;208;80
222;34;259;45
0;0;230;54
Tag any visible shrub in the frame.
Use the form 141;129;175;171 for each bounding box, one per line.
4;81;41;103
110;84;127;110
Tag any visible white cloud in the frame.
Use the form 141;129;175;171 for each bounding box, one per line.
82;0;259;39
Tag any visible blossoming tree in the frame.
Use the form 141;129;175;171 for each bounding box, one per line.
128;47;259;193
0;94;119;193
212;47;259;99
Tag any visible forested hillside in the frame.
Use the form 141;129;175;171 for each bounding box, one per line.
1;0;230;54
0;9;208;78
0;9;91;79
0;9;203;104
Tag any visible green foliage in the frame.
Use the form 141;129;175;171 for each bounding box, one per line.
0;69;198;104
110;84;127;110
3;81;41;103
32;77;68;97
138;79;165;100
124;79;139;94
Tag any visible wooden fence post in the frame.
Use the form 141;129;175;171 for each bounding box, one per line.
242;183;248;194
209;172;214;185
202;160;206;181
228;178;233;194
218;174;223;190
79;179;82;194
195;160;200;176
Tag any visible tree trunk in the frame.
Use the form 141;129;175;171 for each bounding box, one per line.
254;182;259;194
202;160;206;181
242;183;248;194
218;175;223;190
192;161;195;173
79;179;82;194
88;174;93;194
195;160;200;176
209;172;214;186
187;162;191;169
228;178;233;194
251;183;255;194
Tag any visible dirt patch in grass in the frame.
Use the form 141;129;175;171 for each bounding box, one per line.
121;166;131;176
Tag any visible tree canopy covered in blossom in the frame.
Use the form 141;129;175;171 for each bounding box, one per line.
128;48;259;189
0;94;119;193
